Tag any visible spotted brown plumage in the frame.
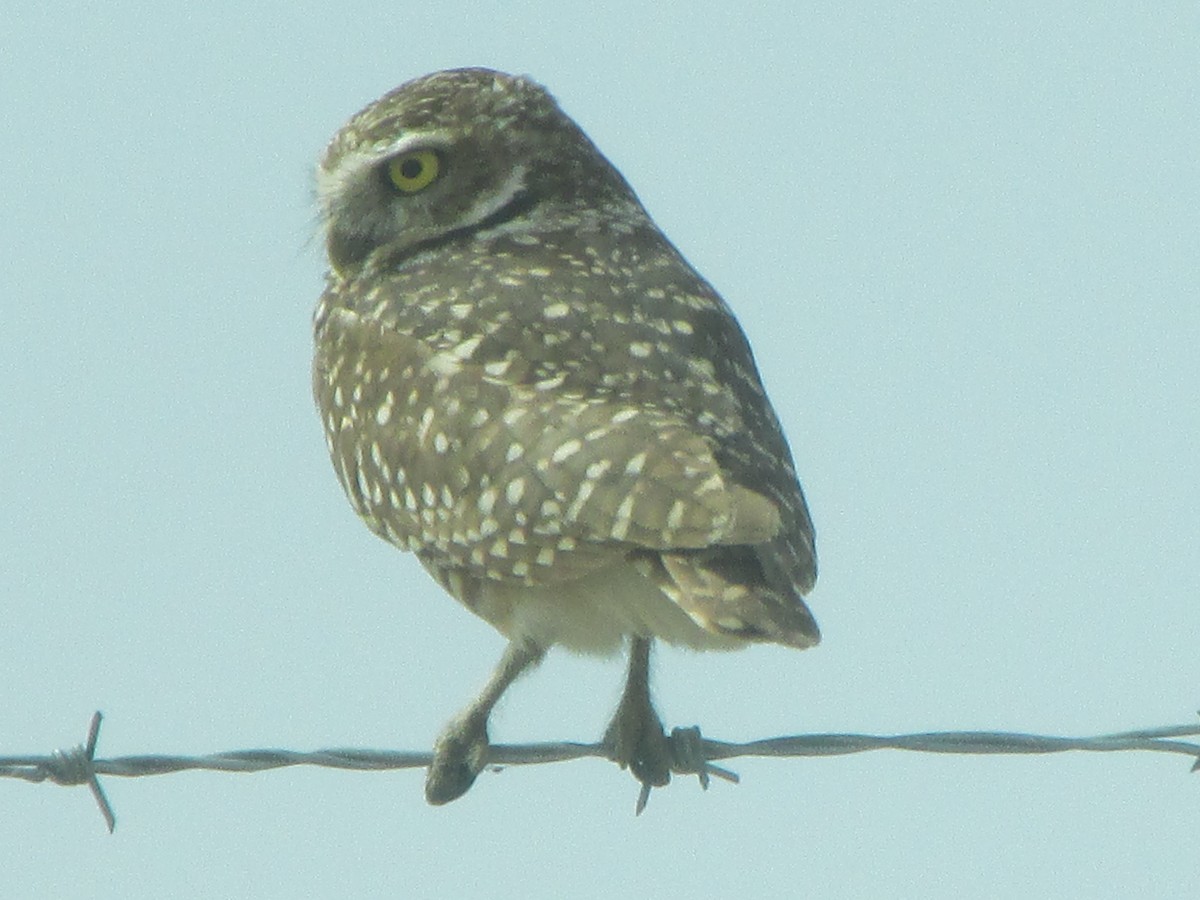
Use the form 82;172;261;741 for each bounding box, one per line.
313;68;819;805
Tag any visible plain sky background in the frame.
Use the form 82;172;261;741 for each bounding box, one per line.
3;2;1198;897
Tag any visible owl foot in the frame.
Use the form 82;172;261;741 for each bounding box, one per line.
424;640;545;806
603;636;673;811
603;689;673;798
425;712;489;805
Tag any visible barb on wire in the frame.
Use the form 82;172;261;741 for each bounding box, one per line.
3;712;116;832
2;711;1197;832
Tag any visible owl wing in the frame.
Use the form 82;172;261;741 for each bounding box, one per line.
682;295;820;625
315;301;818;648
611;289;820;648
316;305;777;542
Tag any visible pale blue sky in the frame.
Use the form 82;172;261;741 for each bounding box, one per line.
3;3;1198;897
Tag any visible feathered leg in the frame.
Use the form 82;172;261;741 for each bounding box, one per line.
425;639;544;805
603;636;672;805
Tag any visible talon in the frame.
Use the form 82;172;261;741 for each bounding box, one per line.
603;707;672;789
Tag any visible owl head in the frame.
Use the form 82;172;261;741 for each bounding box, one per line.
316;68;644;276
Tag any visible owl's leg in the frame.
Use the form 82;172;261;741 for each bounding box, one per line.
425;639;545;805
602;636;673;803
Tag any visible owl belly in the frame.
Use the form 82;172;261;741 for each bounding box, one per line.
474;561;745;656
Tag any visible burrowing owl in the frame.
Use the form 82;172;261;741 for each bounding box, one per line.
312;68;818;806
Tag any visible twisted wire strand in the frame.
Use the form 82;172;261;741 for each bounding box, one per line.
3;712;1196;832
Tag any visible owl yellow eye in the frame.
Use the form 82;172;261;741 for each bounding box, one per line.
386;150;440;193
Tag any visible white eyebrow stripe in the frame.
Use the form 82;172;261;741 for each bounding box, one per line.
378;129;455;159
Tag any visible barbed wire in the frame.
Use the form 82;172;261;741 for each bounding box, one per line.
3;711;1197;832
